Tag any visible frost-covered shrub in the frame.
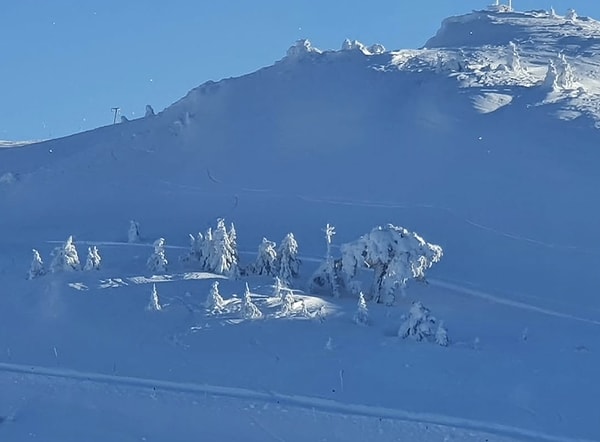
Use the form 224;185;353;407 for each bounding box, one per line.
398;302;436;341
340;224;442;304
241;283;262;319
50;236;80;273
353;292;369;326
147;238;168;273
147;284;162;311
205;281;225;313
28;249;45;279
399;302;449;346
83;246;101;271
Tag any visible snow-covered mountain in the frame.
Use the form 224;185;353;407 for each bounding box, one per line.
1;6;599;442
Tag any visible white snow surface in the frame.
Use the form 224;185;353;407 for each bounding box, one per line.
1;7;600;442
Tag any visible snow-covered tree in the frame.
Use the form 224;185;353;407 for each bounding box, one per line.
205;280;225;313
557;53;575;89
399;302;436;342
566;8;577;21
353;292;369;326
145;104;155;117
506;41;521;72
83;246;101;271
147;284;162;311
435;321;449;347
340;224;442;304
241;283;262;319
205;219;239;277
147;238;168;273
250;238;278;276
128;220;141;243
272;276;287;300
310;224;342;297
280;291;296;316
180;232;205;267
50;236;81;273
28;249;45;279
277;233;300;284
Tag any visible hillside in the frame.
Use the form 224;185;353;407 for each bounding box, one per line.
0;6;599;442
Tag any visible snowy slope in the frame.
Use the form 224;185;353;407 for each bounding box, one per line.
1;6;600;442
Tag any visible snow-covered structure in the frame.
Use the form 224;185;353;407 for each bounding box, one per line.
128;220;141;243
28;249;45;279
147;238;168;273
50;236;81;273
250;238;278;276
147;284;162;311
398;302;437;342
145;105;155;117
205;281;225;313
83;246;101;271
241;283;262;319
276;233;300;284
353;292;369;326
340;224;443;304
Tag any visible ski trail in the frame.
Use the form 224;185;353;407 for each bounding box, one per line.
0;362;592;442
429;278;600;326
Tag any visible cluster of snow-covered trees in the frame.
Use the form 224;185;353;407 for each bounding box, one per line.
28;236;101;279
179;218;300;283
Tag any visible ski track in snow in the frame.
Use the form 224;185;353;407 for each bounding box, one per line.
48;240;600;326
0;362;593;442
297;196;600;256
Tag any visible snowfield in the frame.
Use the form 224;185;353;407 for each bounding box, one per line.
1;5;600;442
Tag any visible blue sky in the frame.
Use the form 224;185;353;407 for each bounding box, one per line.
1;0;598;140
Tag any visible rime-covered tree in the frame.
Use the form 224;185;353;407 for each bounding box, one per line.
83;246;102;271
353;292;369;326
435;321;449;347
147;238;168;273
241;283;262;319
251;238;278;276
280;291;296;316
180;232;205;267
309;224;342;297
205;280;225;313
28;249;45;279
277;233;300;284
147;284;162;311
399;302;436;342
340;224;442;304
272;276;287;300
50;236;81;273
506;41;521;72
205;219;239;277
128;220;141;243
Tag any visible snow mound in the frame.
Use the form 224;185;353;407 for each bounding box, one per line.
471;92;513;114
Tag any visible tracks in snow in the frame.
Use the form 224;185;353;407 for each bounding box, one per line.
0;362;592;442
